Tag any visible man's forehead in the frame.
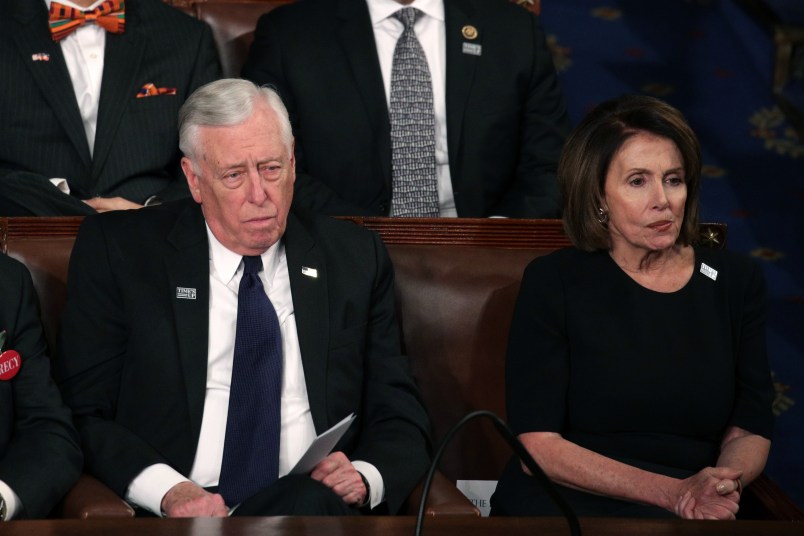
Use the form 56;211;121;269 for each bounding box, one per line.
197;128;287;158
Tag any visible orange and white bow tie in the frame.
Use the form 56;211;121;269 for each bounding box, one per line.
49;0;125;42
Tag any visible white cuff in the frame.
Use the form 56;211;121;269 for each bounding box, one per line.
350;460;384;509
0;480;21;521
48;178;70;194
125;464;190;517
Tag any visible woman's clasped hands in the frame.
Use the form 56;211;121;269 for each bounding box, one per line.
673;467;743;520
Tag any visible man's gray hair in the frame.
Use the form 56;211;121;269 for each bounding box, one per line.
178;79;293;160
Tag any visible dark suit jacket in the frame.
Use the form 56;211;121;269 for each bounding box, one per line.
55;200;431;514
242;0;570;218
0;254;82;519
0;0;220;216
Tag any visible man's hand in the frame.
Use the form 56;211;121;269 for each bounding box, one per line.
83;196;143;212
160;481;228;518
673;467;742;520
309;451;367;506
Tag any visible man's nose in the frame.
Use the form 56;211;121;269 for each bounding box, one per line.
245;168;268;204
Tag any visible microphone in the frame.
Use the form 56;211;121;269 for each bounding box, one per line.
415;410;582;536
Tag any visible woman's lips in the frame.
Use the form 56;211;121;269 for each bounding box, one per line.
648;220;673;232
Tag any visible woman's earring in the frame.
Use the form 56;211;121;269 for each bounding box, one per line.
597;207;609;224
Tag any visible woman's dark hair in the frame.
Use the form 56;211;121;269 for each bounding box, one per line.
559;94;702;251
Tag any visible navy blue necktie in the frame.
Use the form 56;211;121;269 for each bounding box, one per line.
218;255;282;505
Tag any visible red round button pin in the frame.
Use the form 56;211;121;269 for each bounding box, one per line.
0;350;21;380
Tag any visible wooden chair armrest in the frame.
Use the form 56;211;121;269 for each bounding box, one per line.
740;473;804;521
402;471;480;516
58;474;135;518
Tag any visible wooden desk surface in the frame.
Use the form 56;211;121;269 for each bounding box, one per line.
2;517;801;536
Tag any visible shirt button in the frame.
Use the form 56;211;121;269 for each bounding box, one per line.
89;53;98;59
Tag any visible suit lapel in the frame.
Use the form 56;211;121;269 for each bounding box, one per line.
166;203;210;439
444;0;481;167
336;0;392;189
283;213;330;434
0;381;9;442
92;0;147;179
12;1;91;169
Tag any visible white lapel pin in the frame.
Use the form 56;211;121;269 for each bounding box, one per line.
32;53;50;62
301;266;318;279
700;263;718;281
462;42;482;56
176;287;197;299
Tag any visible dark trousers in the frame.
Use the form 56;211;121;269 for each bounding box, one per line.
232;474;360;516
135;474;360;518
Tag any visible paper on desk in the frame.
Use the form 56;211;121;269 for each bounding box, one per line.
290;412;356;475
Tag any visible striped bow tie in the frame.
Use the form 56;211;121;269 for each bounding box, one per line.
49;0;126;42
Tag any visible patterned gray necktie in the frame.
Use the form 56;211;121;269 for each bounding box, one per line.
389;7;439;217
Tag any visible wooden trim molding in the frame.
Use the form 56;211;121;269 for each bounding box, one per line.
0;216;728;251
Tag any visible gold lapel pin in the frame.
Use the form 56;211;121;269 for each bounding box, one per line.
462;25;478;40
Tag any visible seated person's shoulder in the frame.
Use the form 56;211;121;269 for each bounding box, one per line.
527;246;589;271
696;247;764;284
272;0;334;17
296;210;376;239
138;0;215;33
520;249;609;296
0;253;27;283
77;199;194;242
291;211;386;261
474;0;542;20
0;255;38;305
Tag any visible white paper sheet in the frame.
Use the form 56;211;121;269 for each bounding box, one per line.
289;412;357;475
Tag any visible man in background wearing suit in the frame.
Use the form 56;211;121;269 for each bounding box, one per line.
0;254;82;520
242;0;570;218
0;0;220;216
56;79;430;517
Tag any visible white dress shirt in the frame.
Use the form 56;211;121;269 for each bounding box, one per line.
367;0;457;217
126;227;384;514
44;0;107;192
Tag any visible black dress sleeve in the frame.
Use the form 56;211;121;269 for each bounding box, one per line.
505;252;569;435
727;254;774;439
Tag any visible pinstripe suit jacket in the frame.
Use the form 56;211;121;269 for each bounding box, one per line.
0;0;220;216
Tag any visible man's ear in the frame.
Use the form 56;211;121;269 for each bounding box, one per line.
289;139;296;185
181;157;203;203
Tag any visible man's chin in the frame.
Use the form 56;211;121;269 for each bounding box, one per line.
244;225;284;252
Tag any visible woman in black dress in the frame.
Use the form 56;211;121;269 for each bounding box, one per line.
491;95;773;519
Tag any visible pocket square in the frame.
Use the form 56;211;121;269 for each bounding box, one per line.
137;83;176;98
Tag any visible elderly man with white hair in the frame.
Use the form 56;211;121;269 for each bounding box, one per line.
57;79;431;518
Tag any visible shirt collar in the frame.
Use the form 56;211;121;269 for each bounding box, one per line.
366;0;445;26
206;223;283;289
45;0;109;11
